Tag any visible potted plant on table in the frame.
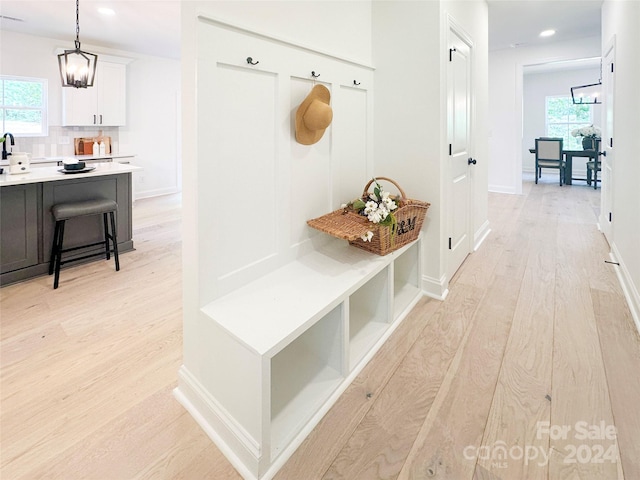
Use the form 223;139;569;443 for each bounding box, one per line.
571;125;601;150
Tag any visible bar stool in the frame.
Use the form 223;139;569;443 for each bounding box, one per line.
49;198;120;289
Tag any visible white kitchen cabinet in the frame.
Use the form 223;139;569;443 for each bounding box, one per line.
62;62;126;126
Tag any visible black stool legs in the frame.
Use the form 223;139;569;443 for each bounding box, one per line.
49;219;66;289
110;211;120;271
49;211;119;289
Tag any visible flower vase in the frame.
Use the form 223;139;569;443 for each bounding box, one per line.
582;137;595;150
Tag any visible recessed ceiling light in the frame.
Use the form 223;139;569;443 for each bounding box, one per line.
539;29;556;37
98;7;115;16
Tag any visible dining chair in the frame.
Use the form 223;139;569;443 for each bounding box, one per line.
586;158;602;189
585;138;601;189
535;137;565;186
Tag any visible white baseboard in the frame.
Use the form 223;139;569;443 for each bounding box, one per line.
474;220;491;252
419;223;489;302
174;367;263;480
488;184;517;194
422;274;448;300
134;186;180;200
610;244;640;335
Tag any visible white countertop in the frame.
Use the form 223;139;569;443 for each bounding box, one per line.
0;162;142;187
0;153;136;166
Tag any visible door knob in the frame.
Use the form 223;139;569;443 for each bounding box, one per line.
468;157;477;165
598;151;607;156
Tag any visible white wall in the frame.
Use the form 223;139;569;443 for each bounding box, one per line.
522;66;601;173
488;35;601;193
372;0;442;292
0;31;69;131
602;0;640;327
372;0;489;296
120;56;181;198
193;0;372;65
0;30;180;199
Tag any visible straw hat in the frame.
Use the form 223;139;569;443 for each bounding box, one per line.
295;84;333;145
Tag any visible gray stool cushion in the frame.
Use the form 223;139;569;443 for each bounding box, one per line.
52;199;117;221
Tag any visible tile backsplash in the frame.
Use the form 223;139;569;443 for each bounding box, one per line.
13;126;120;158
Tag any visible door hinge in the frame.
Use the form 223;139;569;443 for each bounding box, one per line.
609;212;612;222
611;63;614;73
449;144;452;156
448;237;452;249
449;47;456;62
610;137;613;148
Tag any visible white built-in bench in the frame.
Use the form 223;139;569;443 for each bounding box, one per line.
175;236;423;480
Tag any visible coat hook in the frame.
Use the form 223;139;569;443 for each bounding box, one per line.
311;71;320;78
353;80;361;86
246;57;259;65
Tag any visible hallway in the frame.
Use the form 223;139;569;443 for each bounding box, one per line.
281;178;639;479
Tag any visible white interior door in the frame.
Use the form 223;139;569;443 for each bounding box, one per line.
600;40;615;244
447;26;474;280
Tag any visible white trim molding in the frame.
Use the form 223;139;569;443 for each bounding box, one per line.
610;244;640;334
422;274;449;301
474;220;491;252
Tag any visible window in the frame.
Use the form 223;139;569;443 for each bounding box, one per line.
0;76;48;136
545;95;592;150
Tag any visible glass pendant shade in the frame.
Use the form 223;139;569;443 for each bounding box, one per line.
58;0;98;88
58;45;97;88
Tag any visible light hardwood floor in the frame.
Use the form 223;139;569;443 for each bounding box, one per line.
1;176;639;480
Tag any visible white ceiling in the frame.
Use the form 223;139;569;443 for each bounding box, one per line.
488;0;602;51
0;0;603;60
0;0;181;59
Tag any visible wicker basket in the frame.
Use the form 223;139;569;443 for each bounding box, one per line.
307;177;430;256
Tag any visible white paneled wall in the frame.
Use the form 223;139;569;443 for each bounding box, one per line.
289;78;334;249
333;84;371;208
194;17;374;304
179;13;379;480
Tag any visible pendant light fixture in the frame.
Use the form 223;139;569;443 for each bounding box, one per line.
570;82;602;105
570;58;602;105
58;0;97;88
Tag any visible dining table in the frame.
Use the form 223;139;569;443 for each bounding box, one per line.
529;148;599;186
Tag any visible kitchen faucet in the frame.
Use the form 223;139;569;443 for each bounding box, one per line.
2;132;14;160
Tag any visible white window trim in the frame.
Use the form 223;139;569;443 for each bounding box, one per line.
1;75;49;137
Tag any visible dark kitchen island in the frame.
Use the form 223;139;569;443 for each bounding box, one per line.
1;162;141;286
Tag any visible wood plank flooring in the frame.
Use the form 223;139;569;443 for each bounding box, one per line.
1;175;639;480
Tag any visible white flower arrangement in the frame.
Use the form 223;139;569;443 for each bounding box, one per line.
345;179;401;242
571;125;601;138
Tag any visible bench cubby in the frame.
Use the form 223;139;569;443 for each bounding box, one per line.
270;304;344;458
175;236;423;480
349;267;391;370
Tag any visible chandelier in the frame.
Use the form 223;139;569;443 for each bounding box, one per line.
57;0;97;88
571;82;602;105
